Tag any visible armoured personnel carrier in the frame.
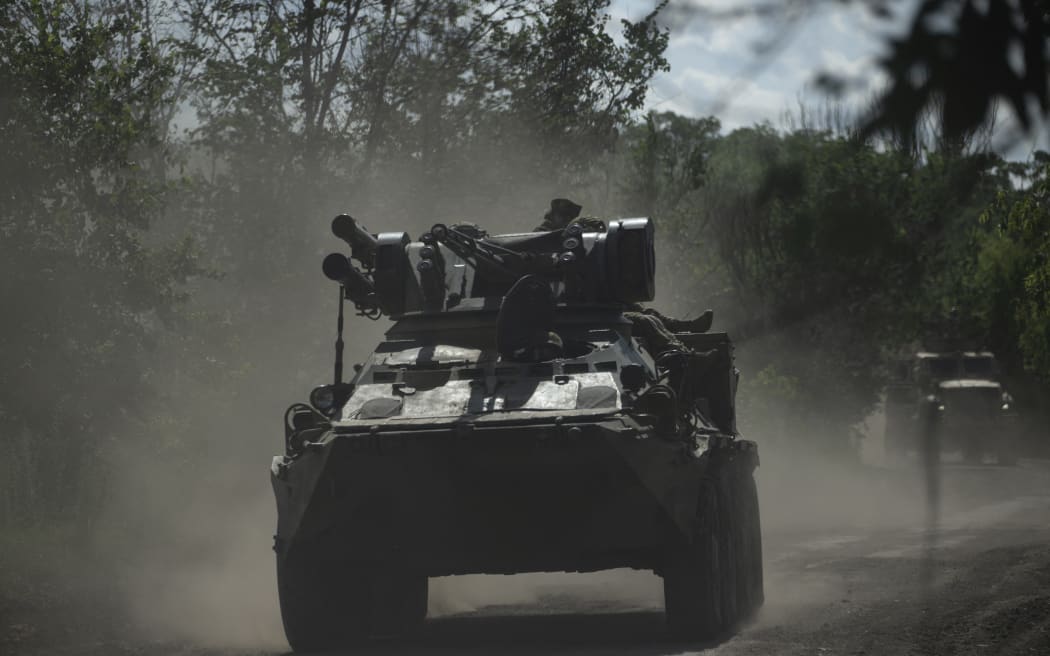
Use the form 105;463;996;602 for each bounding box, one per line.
271;214;763;651
884;351;1018;464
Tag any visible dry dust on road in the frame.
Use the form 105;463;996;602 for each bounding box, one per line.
371;457;1050;656
4;455;1050;656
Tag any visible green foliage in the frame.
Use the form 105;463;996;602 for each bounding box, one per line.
976;164;1050;378
621;113;1020;450
176;0;669;219
625;111;720;215
861;0;1050;145
160;0;674;386
94;0;677;511
0;1;200;526
491;0;669;166
7;0;1050;526
617;111;722;313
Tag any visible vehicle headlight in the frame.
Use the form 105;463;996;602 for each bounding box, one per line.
310;385;337;413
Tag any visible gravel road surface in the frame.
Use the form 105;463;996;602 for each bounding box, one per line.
5;456;1050;655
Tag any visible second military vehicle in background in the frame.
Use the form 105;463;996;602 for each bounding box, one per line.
884;351;1017;464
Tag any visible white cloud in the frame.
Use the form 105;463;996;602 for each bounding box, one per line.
650;66;794;128
820;49;870;79
645;2;910;129
705;18;763;53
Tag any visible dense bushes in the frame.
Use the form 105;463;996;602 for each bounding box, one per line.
2;1;1049;528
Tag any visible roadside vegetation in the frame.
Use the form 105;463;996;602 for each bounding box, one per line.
1;0;1048;546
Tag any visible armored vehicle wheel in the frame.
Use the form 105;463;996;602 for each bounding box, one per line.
277;541;427;652
733;461;764;617
663;452;762;641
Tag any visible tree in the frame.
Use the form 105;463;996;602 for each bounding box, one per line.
861;0;1050;144
115;1;674;488
670;0;1050;145
620;108;1014;451
975;160;1050;379
0;0;198;527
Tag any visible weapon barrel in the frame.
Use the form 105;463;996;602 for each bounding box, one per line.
332;214;378;264
322;253;377;309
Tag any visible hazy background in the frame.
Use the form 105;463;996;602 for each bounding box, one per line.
2;0;1050;651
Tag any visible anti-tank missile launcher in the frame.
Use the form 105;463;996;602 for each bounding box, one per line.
321;216;656;319
272;212;763;652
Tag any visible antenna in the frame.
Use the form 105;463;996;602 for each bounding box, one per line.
334;285;345;384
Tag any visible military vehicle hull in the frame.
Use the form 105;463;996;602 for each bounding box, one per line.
885;352;1017;464
274;415;758;575
273;419;760;650
273;215;763;651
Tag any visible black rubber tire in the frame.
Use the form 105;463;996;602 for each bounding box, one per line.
371;571;429;637
277;543;367;652
277;542;428;652
663;474;724;640
663;453;763;641
734;463;764;620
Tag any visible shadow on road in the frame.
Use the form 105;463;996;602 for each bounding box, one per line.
301;610;728;655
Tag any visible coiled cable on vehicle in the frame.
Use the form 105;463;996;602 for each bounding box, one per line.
356;304;382;320
284;403;330;455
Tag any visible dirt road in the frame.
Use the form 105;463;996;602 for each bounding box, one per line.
386;458;1050;656
5;456;1050;655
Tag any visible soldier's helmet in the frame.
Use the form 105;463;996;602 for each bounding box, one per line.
535;198;583;231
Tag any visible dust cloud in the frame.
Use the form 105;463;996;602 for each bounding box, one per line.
80;178;984;653
96;345;991;651
429;570;663;617
86;145;616;649
428;411;947;627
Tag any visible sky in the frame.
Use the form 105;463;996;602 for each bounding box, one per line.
622;0;1049;157
618;0;903;130
651;3;890;129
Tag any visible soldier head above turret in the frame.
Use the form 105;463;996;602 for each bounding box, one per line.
535;198;606;233
534;198;583;231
